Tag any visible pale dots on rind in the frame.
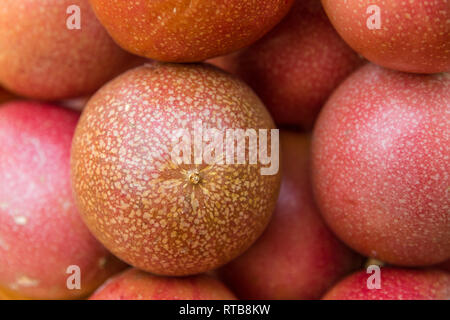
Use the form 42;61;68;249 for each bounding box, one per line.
71;63;281;276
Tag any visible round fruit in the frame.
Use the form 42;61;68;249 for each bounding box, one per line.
0;0;141;100
0;101;126;299
321;0;450;73
209;0;363;131
323;268;450;300
88;0;294;62
71;63;281;276
90;268;236;300
219;131;362;300
312;63;450;266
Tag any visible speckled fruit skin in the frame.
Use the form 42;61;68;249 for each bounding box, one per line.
218;131;362;300
323;268;450;300
312;63;450;266
0;0;141;100
0;102;126;300
90;268;236;300
209;0;363;131
321;0;450;74
88;0;294;62
71;63;281;276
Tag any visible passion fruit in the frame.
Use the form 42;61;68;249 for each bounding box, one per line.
71;63;281;276
0;0;141;100
0;101;126;300
88;0;294;62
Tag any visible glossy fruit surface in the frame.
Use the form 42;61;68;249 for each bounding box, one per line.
210;0;363;130
219;131;362;299
312;63;450;266
90;268;236;300
0;101;126;299
0;0;140;100
321;0;450;73
323;268;450;300
71;63;281;276
89;0;294;62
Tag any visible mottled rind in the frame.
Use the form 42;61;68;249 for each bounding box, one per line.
71;63;281;276
90;268;237;300
0;0;141;100
312;64;450;266
89;0;294;62
323;268;450;300
321;0;450;73
209;0;363;130
0;102;126;300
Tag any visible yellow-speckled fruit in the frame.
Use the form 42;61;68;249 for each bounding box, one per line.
71;63;281;276
88;0;294;62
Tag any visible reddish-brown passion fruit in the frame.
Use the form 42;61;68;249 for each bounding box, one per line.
88;0;294;62
321;0;450;74
71;63;281;276
0;0;141;100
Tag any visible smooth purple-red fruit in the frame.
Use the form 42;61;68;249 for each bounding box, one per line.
89;0;294;62
219;131;362;300
312;63;450;266
0;102;126;299
0;0;141;100
71;63;281;276
321;0;450;73
323;268;450;300
90;268;236;300
209;0;363;131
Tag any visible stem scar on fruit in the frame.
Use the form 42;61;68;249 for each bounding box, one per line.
188;170;201;185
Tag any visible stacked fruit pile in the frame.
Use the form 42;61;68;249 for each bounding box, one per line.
0;0;448;300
